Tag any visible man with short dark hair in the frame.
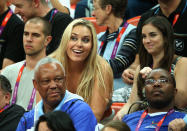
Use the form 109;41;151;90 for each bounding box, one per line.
122;68;185;130
0;75;25;131
13;0;72;54
2;17;52;110
16;57;97;131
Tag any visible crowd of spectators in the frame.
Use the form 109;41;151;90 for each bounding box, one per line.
0;0;187;130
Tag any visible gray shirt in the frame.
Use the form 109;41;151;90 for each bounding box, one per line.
1;60;36;110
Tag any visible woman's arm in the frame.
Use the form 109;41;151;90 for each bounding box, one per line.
114;65;141;120
174;57;187;108
90;59;113;122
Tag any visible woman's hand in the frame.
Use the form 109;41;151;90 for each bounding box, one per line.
168;119;186;131
122;68;135;85
139;67;152;78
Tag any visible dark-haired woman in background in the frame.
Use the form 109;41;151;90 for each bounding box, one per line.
114;16;187;119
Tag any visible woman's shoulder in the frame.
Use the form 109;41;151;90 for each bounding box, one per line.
175;56;187;66
174;55;187;72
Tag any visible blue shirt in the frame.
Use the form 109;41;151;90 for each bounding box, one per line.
16;91;97;131
123;110;185;131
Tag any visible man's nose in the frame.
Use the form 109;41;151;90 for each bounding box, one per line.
49;80;58;89
153;80;161;87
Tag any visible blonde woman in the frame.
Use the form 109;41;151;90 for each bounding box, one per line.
50;19;113;121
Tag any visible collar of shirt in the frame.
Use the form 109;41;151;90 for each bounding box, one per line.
156;0;186;23
99;19;127;42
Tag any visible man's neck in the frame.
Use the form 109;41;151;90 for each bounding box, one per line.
147;103;174;113
106;16;123;34
36;4;51;17
43;103;55;113
159;0;181;17
25;52;46;70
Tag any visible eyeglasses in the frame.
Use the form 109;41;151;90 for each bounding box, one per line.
145;78;171;86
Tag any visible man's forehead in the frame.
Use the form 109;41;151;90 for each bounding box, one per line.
38;63;64;75
146;69;170;79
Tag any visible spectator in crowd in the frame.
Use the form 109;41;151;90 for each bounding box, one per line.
35;111;75;131
74;0;93;18
101;120;130;131
50;18;113;122
1;17;52;110
16;57;97;131
12;0;72;55
0;75;25;131
114;16;187;120
136;0;187;57
92;0;138;102
123;68;186;130
0;0;25;69
124;0;157;19
122;0;187;87
48;0;71;14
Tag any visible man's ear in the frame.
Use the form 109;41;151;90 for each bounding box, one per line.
142;87;146;98
44;35;52;46
32;0;40;8
4;93;11;105
105;4;112;15
33;79;38;90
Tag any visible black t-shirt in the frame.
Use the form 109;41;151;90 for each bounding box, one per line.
0;104;25;131
44;8;73;55
0;8;25;69
137;0;187;57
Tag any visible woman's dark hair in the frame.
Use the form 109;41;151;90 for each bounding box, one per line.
101;120;130;131
139;16;175;71
35;111;76;131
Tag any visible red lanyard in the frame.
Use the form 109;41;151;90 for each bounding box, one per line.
99;22;129;59
0;10;13;36
0;104;10;113
135;109;174;131
11;62;36;111
172;14;180;26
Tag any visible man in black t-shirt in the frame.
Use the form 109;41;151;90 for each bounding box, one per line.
13;0;72;55
0;0;25;69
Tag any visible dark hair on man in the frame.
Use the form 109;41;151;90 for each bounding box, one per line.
101;120;130;131
139;16;175;71
137;68;176;100
25;17;52;36
0;75;12;94
98;0;127;18
35;111;76;131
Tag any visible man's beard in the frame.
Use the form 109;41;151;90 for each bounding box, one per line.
147;95;174;109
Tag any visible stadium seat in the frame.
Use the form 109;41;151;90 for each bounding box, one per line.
83;17;107;34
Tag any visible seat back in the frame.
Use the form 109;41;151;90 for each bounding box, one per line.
83;17;107;34
127;15;141;26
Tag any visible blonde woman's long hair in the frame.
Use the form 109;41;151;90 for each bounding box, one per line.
50;19;106;103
